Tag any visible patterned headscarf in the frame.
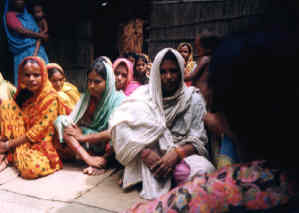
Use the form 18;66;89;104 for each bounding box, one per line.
16;56;53;99
46;63;64;75
177;42;196;77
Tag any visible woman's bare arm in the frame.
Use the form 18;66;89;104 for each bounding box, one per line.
15;25;48;40
80;130;111;144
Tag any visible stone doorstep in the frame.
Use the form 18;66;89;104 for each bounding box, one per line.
0;164;144;212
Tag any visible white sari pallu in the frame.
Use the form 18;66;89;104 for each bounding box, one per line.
109;48;215;200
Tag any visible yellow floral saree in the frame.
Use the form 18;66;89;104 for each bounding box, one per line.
5;56;65;179
177;42;197;86
47;63;81;112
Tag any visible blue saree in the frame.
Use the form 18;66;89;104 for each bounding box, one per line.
217;135;239;168
3;0;48;85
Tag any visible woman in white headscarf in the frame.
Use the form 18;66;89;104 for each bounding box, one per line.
109;48;214;200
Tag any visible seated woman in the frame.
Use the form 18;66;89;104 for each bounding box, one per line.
121;31;299;213
54;57;125;175
46;63;81;113
177;42;196;86
113;58;140;96
109;48;215;200
0;72;17;171
134;54;149;85
0;56;63;179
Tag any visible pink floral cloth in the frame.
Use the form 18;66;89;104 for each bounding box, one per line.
123;161;297;213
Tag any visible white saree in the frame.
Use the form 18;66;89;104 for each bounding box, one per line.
109;48;214;200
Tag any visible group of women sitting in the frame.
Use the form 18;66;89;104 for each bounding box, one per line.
0;51;152;176
0;31;299;213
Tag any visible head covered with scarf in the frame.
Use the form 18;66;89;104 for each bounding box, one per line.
109;48;208;199
177;43;194;64
15;56;55;107
54;58;125;142
149;48;192;127
177;42;196;85
113;58;140;96
46;63;64;75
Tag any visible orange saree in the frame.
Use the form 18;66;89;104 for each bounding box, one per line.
5;56;64;179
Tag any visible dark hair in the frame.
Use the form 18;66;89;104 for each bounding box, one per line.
134;54;149;85
123;52;138;62
136;54;148;64
179;43;192;54
28;0;44;13
208;31;299;169
88;57;107;80
117;62;128;70
161;50;179;68
196;30;221;55
48;68;64;79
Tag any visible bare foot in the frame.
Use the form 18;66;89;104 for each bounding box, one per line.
83;166;105;176
141;148;161;170
85;156;107;169
0;155;8;173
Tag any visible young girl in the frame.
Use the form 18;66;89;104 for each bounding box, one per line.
113;58;140;96
134;54;149;85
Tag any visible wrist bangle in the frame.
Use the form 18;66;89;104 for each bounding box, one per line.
175;147;186;160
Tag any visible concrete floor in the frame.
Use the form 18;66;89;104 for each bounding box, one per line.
0;163;145;213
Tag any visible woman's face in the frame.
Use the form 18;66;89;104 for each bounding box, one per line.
135;59;147;75
87;70;106;99
50;71;65;91
13;0;25;11
23;61;43;93
178;45;190;62
160;59;181;97
114;64;128;91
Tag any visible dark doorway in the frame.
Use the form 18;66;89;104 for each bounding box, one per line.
0;1;14;83
94;0;149;61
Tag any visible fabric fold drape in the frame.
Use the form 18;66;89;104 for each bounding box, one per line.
109;48;213;199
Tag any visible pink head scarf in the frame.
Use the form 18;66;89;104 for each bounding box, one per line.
112;58;140;96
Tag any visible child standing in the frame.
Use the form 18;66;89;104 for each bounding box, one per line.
184;30;221;100
31;2;48;56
